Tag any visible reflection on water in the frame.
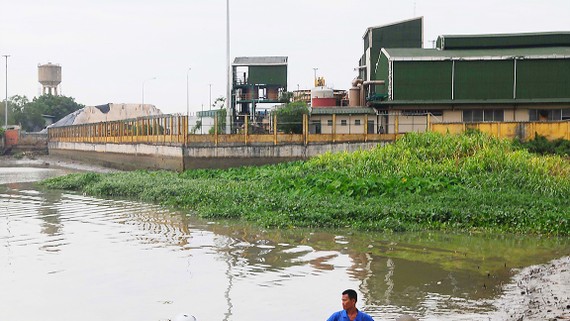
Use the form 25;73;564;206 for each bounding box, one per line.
1;168;569;321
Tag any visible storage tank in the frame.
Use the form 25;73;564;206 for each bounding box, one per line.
348;87;360;106
38;63;62;95
311;86;334;99
311;86;336;107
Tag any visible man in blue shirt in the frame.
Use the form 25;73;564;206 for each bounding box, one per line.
327;289;375;321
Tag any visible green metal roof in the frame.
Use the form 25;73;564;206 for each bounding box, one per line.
377;98;570;106
437;32;570;50
382;47;570;61
310;107;376;115
233;56;288;66
363;17;423;40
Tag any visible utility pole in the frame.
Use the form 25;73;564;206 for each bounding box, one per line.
209;84;212;110
186;68;191;118
225;0;232;134
3;55;9;128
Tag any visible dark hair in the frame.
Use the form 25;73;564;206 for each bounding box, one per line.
342;289;357;302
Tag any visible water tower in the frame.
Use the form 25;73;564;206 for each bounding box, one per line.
38;63;62;95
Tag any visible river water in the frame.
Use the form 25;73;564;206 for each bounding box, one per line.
1;167;569;321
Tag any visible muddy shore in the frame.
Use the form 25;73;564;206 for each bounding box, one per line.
494;256;570;321
1;154;569;320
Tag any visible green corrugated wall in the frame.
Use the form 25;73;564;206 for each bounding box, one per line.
439;33;570;50
387;58;570;101
517;59;570;99
455;60;514;99
248;65;287;86
393;61;452;100
375;54;389;94
368;18;422;81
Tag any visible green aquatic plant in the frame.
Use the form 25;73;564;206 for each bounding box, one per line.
41;131;570;235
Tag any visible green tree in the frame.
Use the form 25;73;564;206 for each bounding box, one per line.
1;95;29;127
272;101;309;134
29;95;84;121
208;96;227;134
208;108;227;134
191;119;202;134
13;94;84;132
280;91;294;103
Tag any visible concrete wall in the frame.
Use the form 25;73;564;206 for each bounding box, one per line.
19;133;48;150
49;141;387;171
184;142;385;169
49;141;184;171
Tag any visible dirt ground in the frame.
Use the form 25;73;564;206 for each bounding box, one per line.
492;256;570;321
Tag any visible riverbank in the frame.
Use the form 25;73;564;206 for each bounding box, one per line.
0;152;119;174
41;131;570;235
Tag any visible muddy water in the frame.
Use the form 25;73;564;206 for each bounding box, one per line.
1;167;569;321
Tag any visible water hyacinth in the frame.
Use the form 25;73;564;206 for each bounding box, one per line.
41;131;570;235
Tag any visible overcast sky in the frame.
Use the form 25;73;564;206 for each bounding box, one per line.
1;0;569;115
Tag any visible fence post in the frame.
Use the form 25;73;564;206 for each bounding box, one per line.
273;114;278;145
303;113;308;145
168;117;172;143
364;114;368;142
162;117;166;144
497;123;501;138
214;113;219;146
332;114;336;143
180;116;184;144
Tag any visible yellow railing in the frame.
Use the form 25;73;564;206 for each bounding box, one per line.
48;113;570;147
48;114;397;146
48;115;188;145
431;121;570;141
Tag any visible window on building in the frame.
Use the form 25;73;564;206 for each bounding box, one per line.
463;109;504;122
529;109;570;121
355;119;361;126
472;110;484;122
327;120;333;126
341;120;347;126
494;109;504;122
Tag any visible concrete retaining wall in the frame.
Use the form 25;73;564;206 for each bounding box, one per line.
48;142;184;171
183;142;385;169
49;141;388;171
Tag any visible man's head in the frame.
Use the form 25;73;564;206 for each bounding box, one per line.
341;289;357;311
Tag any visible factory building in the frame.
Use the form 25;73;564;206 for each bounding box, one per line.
232;56;288;129
357;19;570;133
